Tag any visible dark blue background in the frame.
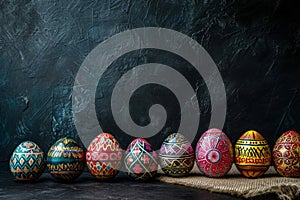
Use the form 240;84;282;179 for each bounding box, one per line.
0;0;299;161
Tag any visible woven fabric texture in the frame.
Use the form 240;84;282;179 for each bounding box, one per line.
156;165;300;200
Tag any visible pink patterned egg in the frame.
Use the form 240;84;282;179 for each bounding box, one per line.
196;128;234;177
86;133;123;180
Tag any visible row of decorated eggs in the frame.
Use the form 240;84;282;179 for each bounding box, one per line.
9;135;155;182
9;129;300;182
9;138;85;182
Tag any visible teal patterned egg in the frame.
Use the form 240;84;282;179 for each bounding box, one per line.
10;141;45;181
47;138;85;182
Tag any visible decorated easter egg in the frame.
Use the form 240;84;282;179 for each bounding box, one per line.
196;128;233;177
235;130;271;178
159;133;194;176
273;130;300;177
10;141;45;181
124;138;158;181
47;138;85;182
86;133;123;180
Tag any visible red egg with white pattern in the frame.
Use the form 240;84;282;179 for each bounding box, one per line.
86;133;123;180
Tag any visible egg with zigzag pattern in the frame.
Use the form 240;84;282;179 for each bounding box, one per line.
10;141;45;181
235;130;271;178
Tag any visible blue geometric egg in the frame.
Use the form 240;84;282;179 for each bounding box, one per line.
10;141;45;181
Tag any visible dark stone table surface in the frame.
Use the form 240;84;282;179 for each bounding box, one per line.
0;172;243;200
0;162;247;200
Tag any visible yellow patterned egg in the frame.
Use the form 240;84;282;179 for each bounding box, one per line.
235;130;271;178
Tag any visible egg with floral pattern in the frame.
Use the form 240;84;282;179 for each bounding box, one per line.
196;128;233;177
159;133;194;176
235;130;271;178
86;133;123;180
10;141;45;181
47;138;85;182
124;138;158;181
273;130;300;177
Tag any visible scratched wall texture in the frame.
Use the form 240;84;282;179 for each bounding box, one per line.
0;0;299;161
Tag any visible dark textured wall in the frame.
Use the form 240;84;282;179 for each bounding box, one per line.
0;0;299;161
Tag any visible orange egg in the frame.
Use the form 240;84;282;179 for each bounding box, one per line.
235;130;271;178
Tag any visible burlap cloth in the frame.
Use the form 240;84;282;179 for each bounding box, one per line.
156;165;300;200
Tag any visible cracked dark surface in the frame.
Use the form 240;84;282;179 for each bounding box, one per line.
0;0;299;162
0;162;271;200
